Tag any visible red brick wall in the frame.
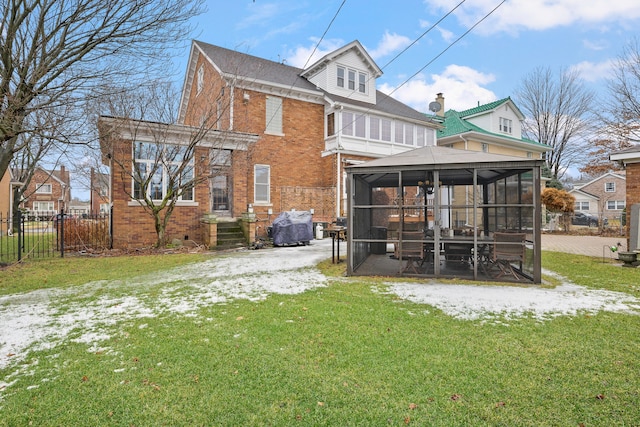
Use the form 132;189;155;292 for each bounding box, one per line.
626;164;640;238
183;51;337;222
109;137;211;248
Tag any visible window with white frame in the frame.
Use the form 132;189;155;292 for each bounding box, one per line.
381;118;391;141
605;182;615;192
575;201;589;211
254;164;270;204
197;65;204;95
354;114;366;138
342;111;353;136
33;201;54;212
395;122;404;144
337;65;366;93
607;200;625;210
499;117;512;134
348;69;356;90
35;183;52;193
327;113;335;137
265;96;283;134
337;66;345;88
369;116;380;140
132;142;194;202
358;73;366;93
416;126;425;147
404;123;414;145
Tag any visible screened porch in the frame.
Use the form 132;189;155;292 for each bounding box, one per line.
345;146;543;283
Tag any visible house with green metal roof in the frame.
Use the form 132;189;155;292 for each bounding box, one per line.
433;94;550;159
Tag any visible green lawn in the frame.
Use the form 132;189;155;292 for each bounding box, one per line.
0;251;638;426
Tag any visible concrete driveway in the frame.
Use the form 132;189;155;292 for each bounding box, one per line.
541;233;627;258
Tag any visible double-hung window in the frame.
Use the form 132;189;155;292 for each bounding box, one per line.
337;67;345;88
605;182;615;192
254;164;270;204
132;142;194;202
35;183;52;194
499;117;512;134
337;65;367;93
607;200;625;210
575;201;589;211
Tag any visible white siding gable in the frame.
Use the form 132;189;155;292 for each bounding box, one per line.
307;49;377;104
466;103;523;139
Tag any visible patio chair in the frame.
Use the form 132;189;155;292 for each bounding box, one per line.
400;232;426;274
492;232;526;280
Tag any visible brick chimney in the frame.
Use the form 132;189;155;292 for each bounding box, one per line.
435;93;445;117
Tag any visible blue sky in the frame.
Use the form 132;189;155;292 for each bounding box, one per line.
173;0;640;113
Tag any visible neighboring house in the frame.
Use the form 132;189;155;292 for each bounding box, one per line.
569;172;626;224
435;94;550;159
101;39;444;249
67;199;91;218
18;166;71;219
90;168;110;214
0;169;13;215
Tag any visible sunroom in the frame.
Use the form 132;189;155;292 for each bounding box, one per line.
345;146;543;283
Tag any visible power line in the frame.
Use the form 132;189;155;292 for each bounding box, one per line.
384;1;507;102
333;1;507;138
265;0;347;131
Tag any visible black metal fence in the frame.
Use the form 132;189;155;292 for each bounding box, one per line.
0;209;112;264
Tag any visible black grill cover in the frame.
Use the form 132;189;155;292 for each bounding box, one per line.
271;211;313;246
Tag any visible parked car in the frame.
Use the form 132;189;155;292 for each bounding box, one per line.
571;212;607;227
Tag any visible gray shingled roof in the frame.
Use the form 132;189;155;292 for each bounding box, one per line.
195;40;435;125
195;40;318;92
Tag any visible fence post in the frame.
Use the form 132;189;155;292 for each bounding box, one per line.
17;210;22;262
59;209;65;258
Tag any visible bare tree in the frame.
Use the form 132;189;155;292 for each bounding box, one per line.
515;67;595;180
602;38;640;147
0;0;205;180
96;81;250;248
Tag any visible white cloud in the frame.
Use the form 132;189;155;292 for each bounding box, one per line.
367;31;412;60
426;0;640;35
379;64;497;112
582;39;609;51
570;59;615;82
285;38;346;68
437;26;455;43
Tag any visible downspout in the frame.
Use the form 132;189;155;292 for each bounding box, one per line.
229;83;234;130
459;134;468;150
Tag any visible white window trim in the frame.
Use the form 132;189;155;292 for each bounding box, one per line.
35;183;52;194
254;164;271;205
132;142;196;203
604;182;615;192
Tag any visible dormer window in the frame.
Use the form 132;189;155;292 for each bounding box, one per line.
499;117;512;134
337;65;367;93
337;67;345;88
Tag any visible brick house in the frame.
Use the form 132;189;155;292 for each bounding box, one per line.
179;40;442;226
17;166;71;219
610;147;640;251
89;168;110;214
99;116;259;248
569;172;626;225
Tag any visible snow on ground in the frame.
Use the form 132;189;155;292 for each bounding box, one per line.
1;238;639;388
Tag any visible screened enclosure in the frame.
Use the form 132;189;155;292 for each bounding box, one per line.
346;146;543;283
